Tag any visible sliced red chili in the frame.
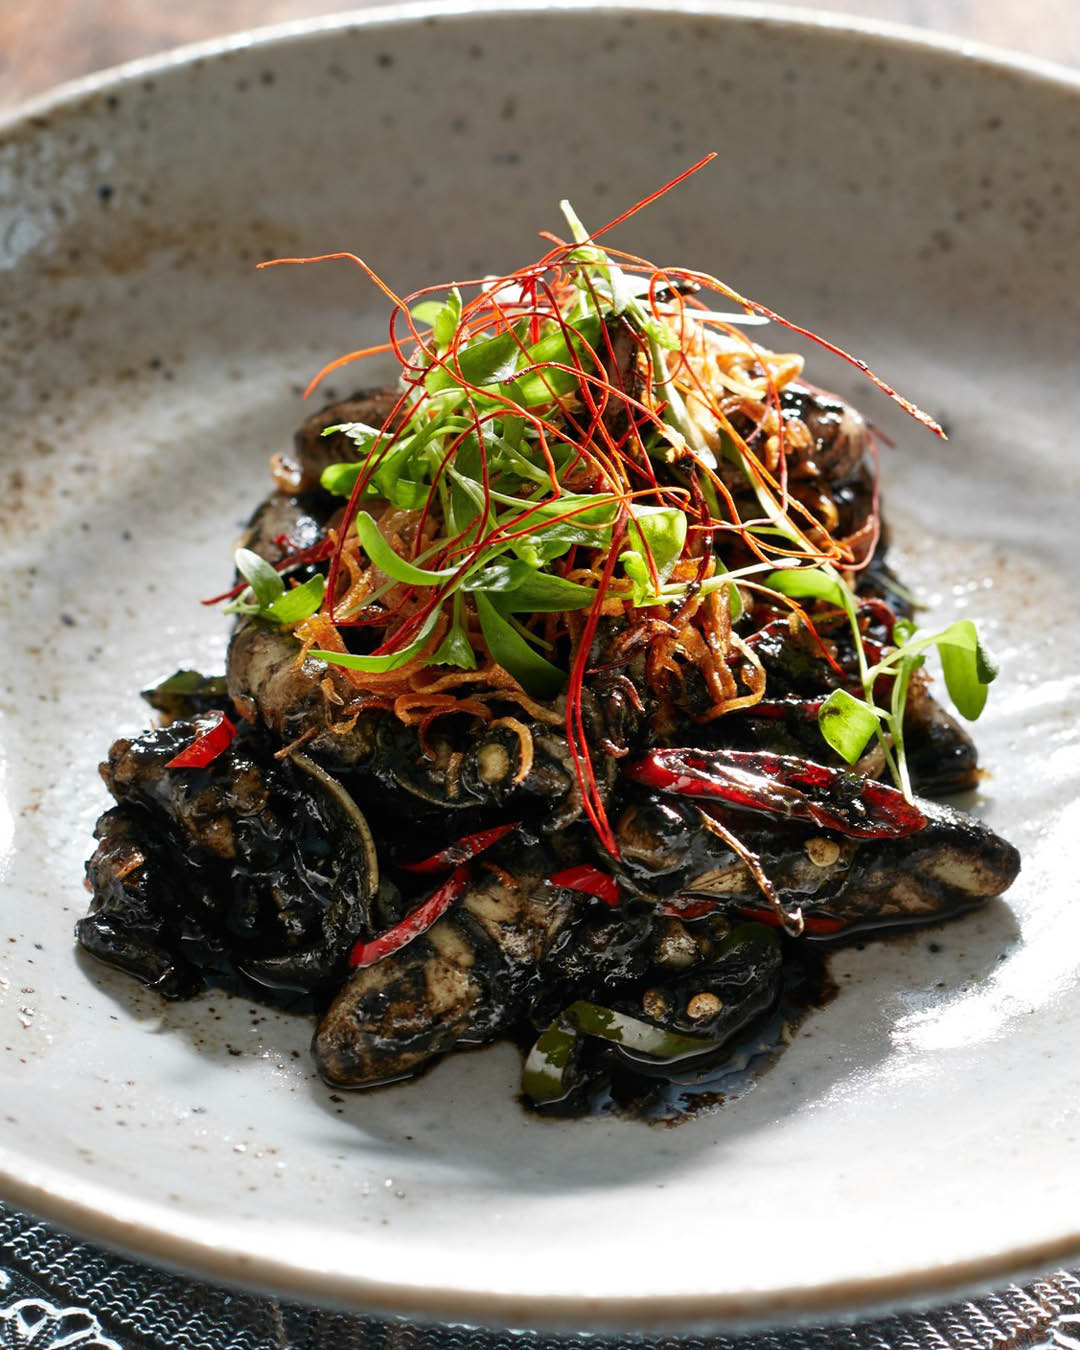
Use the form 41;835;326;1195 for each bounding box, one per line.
164;711;237;770
549;864;621;907
625;747;926;839
349;863;471;969
398;822;519;874
659;896;720;920
735;902;849;937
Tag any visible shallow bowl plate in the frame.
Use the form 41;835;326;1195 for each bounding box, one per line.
1;2;1078;1331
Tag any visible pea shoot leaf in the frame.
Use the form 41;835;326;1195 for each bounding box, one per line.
627;504;687;577
817;688;882;764
321;420;384;451
764;565;851;611
434;289;463;348
474;591;566;699
933;619;997;720
234;549;284;609
320;461;365;496
464;559;595;611
353;511;460;586
425;320;530;393
310;607;442;674
430;619;478;670
409;300;444;326
505;316;603;406
263;574;325;625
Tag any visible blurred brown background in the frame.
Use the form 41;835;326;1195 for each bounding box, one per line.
1;0;1078;111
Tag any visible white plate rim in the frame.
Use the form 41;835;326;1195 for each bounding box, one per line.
2;0;1079;140
2;1;1079;1328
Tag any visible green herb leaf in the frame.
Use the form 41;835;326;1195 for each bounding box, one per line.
497;379;527;453
975;636;999;686
619;551;651;606
637;310;681;351
606;263;636;317
319;423;388;496
320;461;366;497
263;574;325;625
817;688;882;764
354;511;459;586
526;493;619;537
426;321;529;394
511;528;577;568
234;548;284;609
507;316;603;407
430;620;478;670
310;607;442;674
409;300;444;326
321;420;383;449
387;477;432;510
474;591;566;699
434;288;463;348
892;618;917;646
464;559;595;611
627;504;687;578
429;593;477;670
765;565;851;611
935;620;995;720
882;619;998;722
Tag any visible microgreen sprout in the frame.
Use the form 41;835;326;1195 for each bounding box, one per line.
769;563;998;798
245;156;963;850
224;548;325;625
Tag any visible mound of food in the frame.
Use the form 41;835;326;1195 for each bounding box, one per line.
79;169;1020;1117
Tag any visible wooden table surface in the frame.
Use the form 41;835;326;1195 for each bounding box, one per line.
1;0;1078;113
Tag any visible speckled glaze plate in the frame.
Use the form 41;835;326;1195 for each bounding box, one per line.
1;1;1078;1332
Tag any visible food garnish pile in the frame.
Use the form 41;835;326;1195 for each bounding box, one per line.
80;163;1020;1117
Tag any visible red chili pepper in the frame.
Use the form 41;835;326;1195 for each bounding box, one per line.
164;711;237;770
549;865;621;907
659;896;720;920
398;822;519;874
625;748;926;839
735;903;849;937
858;596;898;633
349;864;471;969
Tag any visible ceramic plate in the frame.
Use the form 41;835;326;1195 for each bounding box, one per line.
1;2;1078;1331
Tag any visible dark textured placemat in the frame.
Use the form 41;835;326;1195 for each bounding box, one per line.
2;1200;1079;1350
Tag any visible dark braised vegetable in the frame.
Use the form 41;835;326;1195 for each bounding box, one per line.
78;175;1021;1120
613;789;1019;936
314;837;579;1087
81;721;378;997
